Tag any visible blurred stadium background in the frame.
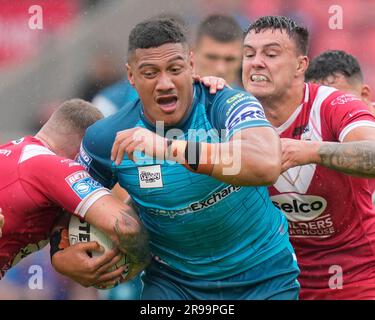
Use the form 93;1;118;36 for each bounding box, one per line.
0;0;374;299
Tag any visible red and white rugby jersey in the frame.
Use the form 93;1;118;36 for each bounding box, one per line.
0;136;110;278
268;83;375;299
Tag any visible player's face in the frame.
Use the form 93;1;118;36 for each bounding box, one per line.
127;43;194;126
242;29;304;100
193;36;242;84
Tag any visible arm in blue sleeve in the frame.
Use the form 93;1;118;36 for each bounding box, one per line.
209;88;272;141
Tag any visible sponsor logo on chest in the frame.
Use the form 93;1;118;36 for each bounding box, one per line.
138;165;163;188
271;193;335;238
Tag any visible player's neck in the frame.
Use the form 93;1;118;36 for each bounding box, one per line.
34;132;55;152
259;82;305;128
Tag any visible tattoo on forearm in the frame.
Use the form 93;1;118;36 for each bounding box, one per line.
114;208;150;266
318;141;375;177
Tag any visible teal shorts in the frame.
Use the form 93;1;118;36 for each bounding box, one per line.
141;243;300;300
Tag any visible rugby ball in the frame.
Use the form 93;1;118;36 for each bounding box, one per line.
68;215;129;289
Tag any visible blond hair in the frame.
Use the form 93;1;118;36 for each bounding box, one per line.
46;99;103;134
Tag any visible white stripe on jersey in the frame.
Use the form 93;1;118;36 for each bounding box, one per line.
19;144;55;164
308;85;337;141
75;188;111;218
276;84;309;134
339;120;375;142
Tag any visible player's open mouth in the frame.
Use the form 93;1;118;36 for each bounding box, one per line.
156;95;178;113
250;74;269;83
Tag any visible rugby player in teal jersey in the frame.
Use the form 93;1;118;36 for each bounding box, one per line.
53;18;300;300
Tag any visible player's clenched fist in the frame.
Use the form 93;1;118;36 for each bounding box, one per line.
281;138;319;172
0;208;4;238
111;127;168;165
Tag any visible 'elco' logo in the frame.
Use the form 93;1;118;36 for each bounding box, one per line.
270;193;327;222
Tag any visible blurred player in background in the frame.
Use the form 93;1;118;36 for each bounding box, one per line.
0;99;149;286
192;14;243;89
91;79;138;118
305;50;374;113
53;17;300;300
305;49;375;205
241;16;375;299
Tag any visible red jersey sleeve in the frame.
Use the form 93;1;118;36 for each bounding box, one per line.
321;91;375;142
19;149;110;218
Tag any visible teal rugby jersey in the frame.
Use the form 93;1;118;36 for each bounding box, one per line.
78;82;290;280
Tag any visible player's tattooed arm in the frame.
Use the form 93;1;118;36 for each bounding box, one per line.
317;141;375;177
113;207;151;280
281;138;375;177
83;194;151;279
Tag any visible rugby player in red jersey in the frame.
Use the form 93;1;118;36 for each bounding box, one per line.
242;16;375;299
0;99;149;287
205;16;375;299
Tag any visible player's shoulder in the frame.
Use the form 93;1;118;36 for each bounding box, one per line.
16;136;56;164
307;82;362;108
18;139;84;176
195;82;258;110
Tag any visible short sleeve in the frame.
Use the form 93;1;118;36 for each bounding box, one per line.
209;87;272;141
21;155;110;218
322;92;375;141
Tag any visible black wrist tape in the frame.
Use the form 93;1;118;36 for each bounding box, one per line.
165;139;174;159
184;141;201;171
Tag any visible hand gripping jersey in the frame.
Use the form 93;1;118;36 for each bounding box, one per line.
78;83;294;280
0;136;110;278
268;83;375;299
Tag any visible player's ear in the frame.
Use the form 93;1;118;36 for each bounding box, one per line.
126;63;135;87
360;84;373;107
297;56;309;77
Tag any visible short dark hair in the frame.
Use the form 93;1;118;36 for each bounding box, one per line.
246;16;309;55
305;50;363;84
128;18;187;58
196;14;243;43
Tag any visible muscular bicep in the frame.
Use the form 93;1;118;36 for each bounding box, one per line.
216;126;281;185
231;126;281;147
